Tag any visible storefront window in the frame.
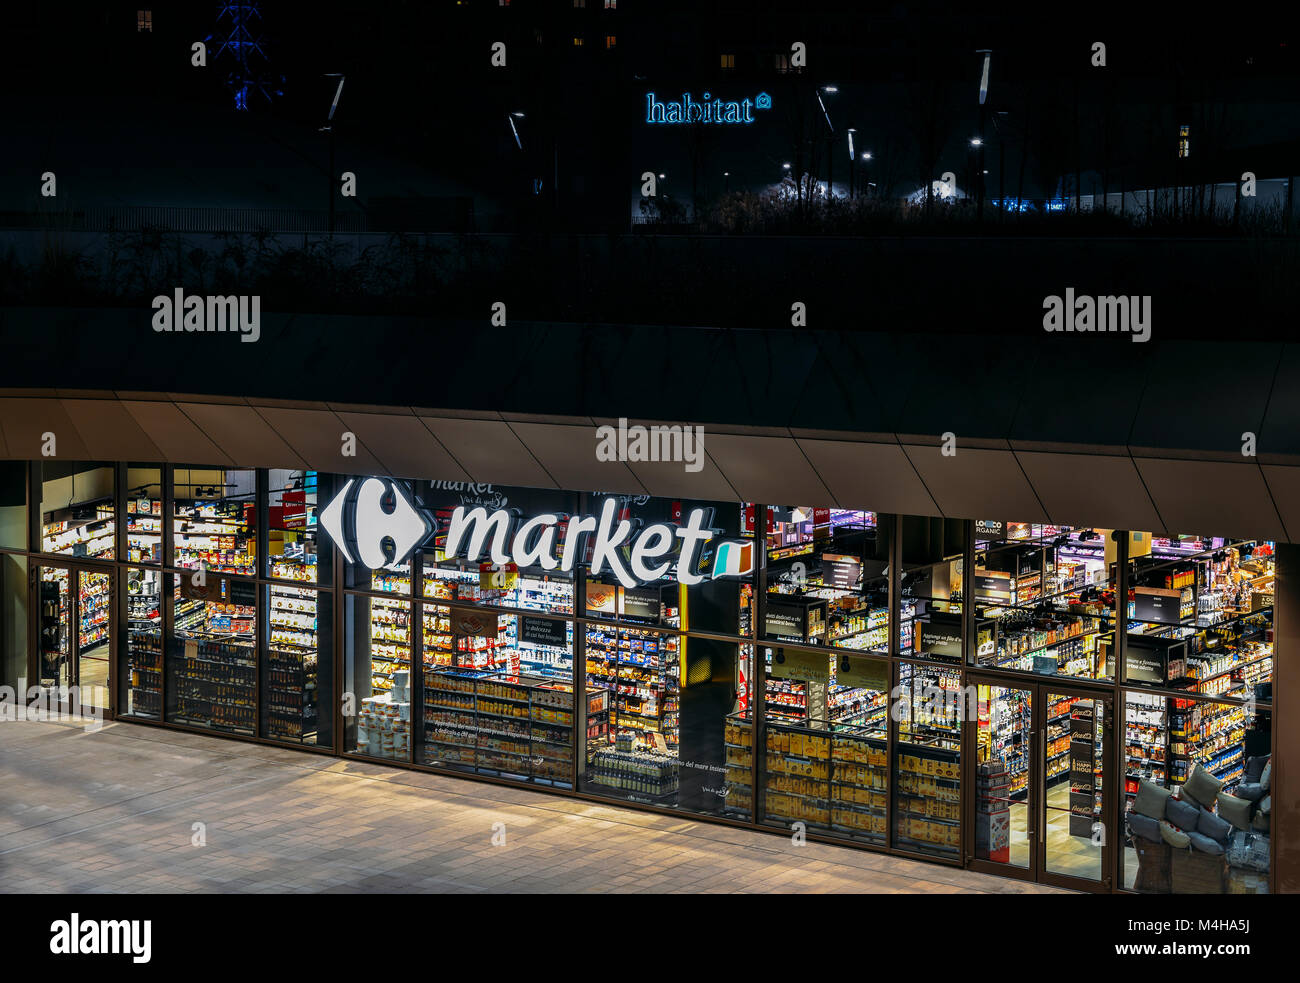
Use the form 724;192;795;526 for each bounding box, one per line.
893;661;962;857
760;644;888;844
268;470;327;584
1125;535;1273;695
124;464;163;564
0;553;28;694
417;482;576;613
421;612;575;787
39;462;115;559
584;633;748;819
121;566;163;719
344;594;412;760
972;522;1115;680
167;573;257;734
0;461;27;551
265;585;332;746
900;515;964;663
765;507;886;649
1123;694;1271;894
173;468;257;576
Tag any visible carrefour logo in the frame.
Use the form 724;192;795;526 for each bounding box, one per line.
318;478;754;588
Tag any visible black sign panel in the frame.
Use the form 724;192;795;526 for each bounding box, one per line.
622;587;662;620
519;616;568;648
919;613;963;658
974;571;1012;603
821;554;862;590
1133;588;1181;625
764;600;806;639
1124;649;1167;684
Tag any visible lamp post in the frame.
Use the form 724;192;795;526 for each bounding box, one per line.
817;85;836;201
508;111;525;150
847;128;856;199
976;49;991;223
319;73;345;236
862;152;872;200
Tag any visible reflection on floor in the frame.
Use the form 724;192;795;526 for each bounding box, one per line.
78;644;110;709
1002;782;1136;882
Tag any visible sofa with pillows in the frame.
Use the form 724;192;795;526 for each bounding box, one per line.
1126;756;1271;894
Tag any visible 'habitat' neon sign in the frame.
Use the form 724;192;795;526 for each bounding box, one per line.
646;91;771;124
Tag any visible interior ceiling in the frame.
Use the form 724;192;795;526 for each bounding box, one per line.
1;389;1294;542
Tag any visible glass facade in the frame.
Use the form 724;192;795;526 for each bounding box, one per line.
0;461;1282;893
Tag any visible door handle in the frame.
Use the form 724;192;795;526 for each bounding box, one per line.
1039;727;1048;844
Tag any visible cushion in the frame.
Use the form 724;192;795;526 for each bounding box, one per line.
1160;821;1191;848
1133;779;1171;820
1251;810;1270;832
1166;796;1201;830
1185;830;1226;855
1245;755;1267;783
1200;802;1235;840
1260;795;1271;815
1226;830;1270;872
1182;764;1224;809
1234;782;1266;802
1261;759;1271;792
1216;792;1252;832
1128;812;1161;842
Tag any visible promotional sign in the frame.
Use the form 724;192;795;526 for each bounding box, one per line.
834;654;889;691
479;561;518;590
319;477;753;587
821;553;861;590
974;570;1012;603
585;582;618;614
764;600;807;639
519;616;567;648
974;519;1006;540
1133;587;1180;624
622;586;662;620
769;648;830;684
919;612;963;659
451;610;499;639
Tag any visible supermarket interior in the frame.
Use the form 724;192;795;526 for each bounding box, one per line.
0;461;1283;894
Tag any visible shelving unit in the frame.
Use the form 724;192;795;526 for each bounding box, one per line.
266;585;318;742
173;501;256;575
169;637;256;734
585;625;680;749
424;668;576;787
126;498;163;564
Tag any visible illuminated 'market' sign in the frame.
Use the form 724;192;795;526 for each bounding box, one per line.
319;477;754;589
646;90;772;124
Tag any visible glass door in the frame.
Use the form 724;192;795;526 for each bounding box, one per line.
76;569;113;714
37;565;71;698
968;678;1112;891
970;679;1035;877
1040;689;1110;890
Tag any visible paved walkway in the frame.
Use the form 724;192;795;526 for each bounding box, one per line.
0;716;1068;893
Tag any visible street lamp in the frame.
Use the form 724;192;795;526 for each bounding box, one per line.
975;50;992;222
847;128;856;198
817;85;837;201
319;73;345;236
507;111;525;151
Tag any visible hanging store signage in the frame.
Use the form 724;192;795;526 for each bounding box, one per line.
645;90;772;124
821;553;861;590
451;610;498;639
974;570;1012;603
519;616;567;648
834;654;889;691
974;520;1006;540
769;648;830;684
919;614;963;659
622;586;662;620
764;600;807;639
1133;587;1180;625
319;477;753;588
